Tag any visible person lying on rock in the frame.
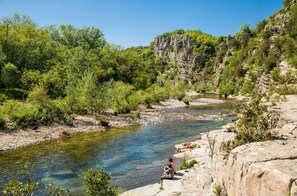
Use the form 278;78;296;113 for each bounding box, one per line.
160;163;174;182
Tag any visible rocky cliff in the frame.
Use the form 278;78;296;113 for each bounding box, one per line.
153;0;297;95
153;31;218;84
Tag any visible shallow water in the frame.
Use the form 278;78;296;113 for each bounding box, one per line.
0;100;235;194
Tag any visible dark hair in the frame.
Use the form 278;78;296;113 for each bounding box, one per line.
169;158;173;162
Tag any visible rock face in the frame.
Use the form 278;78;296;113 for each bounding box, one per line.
121;95;297;196
154;35;207;82
154;35;199;65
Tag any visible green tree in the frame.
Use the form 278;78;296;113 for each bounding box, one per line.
236;24;254;47
84;168;118;196
27;85;50;107
107;81;135;113
1;63;20;88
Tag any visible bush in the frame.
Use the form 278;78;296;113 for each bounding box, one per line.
84;168;118;196
2;179;38;195
213;184;227;196
0;99;66;128
232;97;279;148
182;97;192;105
46;183;70;196
107;81;135;113
27;85;50;107
170;82;188;100
180;159;197;170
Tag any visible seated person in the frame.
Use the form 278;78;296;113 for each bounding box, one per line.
161;164;174;182
168;158;177;174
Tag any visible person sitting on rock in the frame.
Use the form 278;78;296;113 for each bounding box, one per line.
168;158;177;174
160;163;174;182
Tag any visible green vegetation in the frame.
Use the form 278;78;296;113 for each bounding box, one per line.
180;159;197;170
213;184;227;196
46;183;70;196
2;179;38;196
220;96;279;156
2;168;118;196
84;168;119;196
0;13;173;129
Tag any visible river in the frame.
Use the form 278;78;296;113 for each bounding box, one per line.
0;97;235;195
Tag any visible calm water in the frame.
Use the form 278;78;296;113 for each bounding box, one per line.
0;99;234;194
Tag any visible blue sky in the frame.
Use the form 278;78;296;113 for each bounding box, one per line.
0;0;283;47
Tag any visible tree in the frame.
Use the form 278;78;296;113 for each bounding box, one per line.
48;25;106;49
107;81;135;113
84;168;118;196
236;24;254;47
66;70;108;114
1;63;20;88
27;85;50;107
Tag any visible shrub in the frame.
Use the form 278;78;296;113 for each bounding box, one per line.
27;85;50;107
213;184;227;196
84;168;118;196
170;82;188;100
232;97;279;148
182;97;192;105
1;99;65;128
242;80;254;95
180;159;197;170
107;81;135;113
2;179;38;196
46;183;70;196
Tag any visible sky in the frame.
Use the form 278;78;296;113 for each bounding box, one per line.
0;0;284;48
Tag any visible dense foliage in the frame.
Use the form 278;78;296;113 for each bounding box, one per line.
84;168;119;196
0;13;181;128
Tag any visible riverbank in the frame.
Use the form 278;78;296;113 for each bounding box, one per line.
121;95;297;196
0;97;232;151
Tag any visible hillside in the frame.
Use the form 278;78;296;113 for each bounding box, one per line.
153;0;297;96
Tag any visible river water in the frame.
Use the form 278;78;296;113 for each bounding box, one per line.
0;97;235;194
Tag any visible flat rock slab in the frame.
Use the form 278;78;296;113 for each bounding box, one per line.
121;171;186;196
